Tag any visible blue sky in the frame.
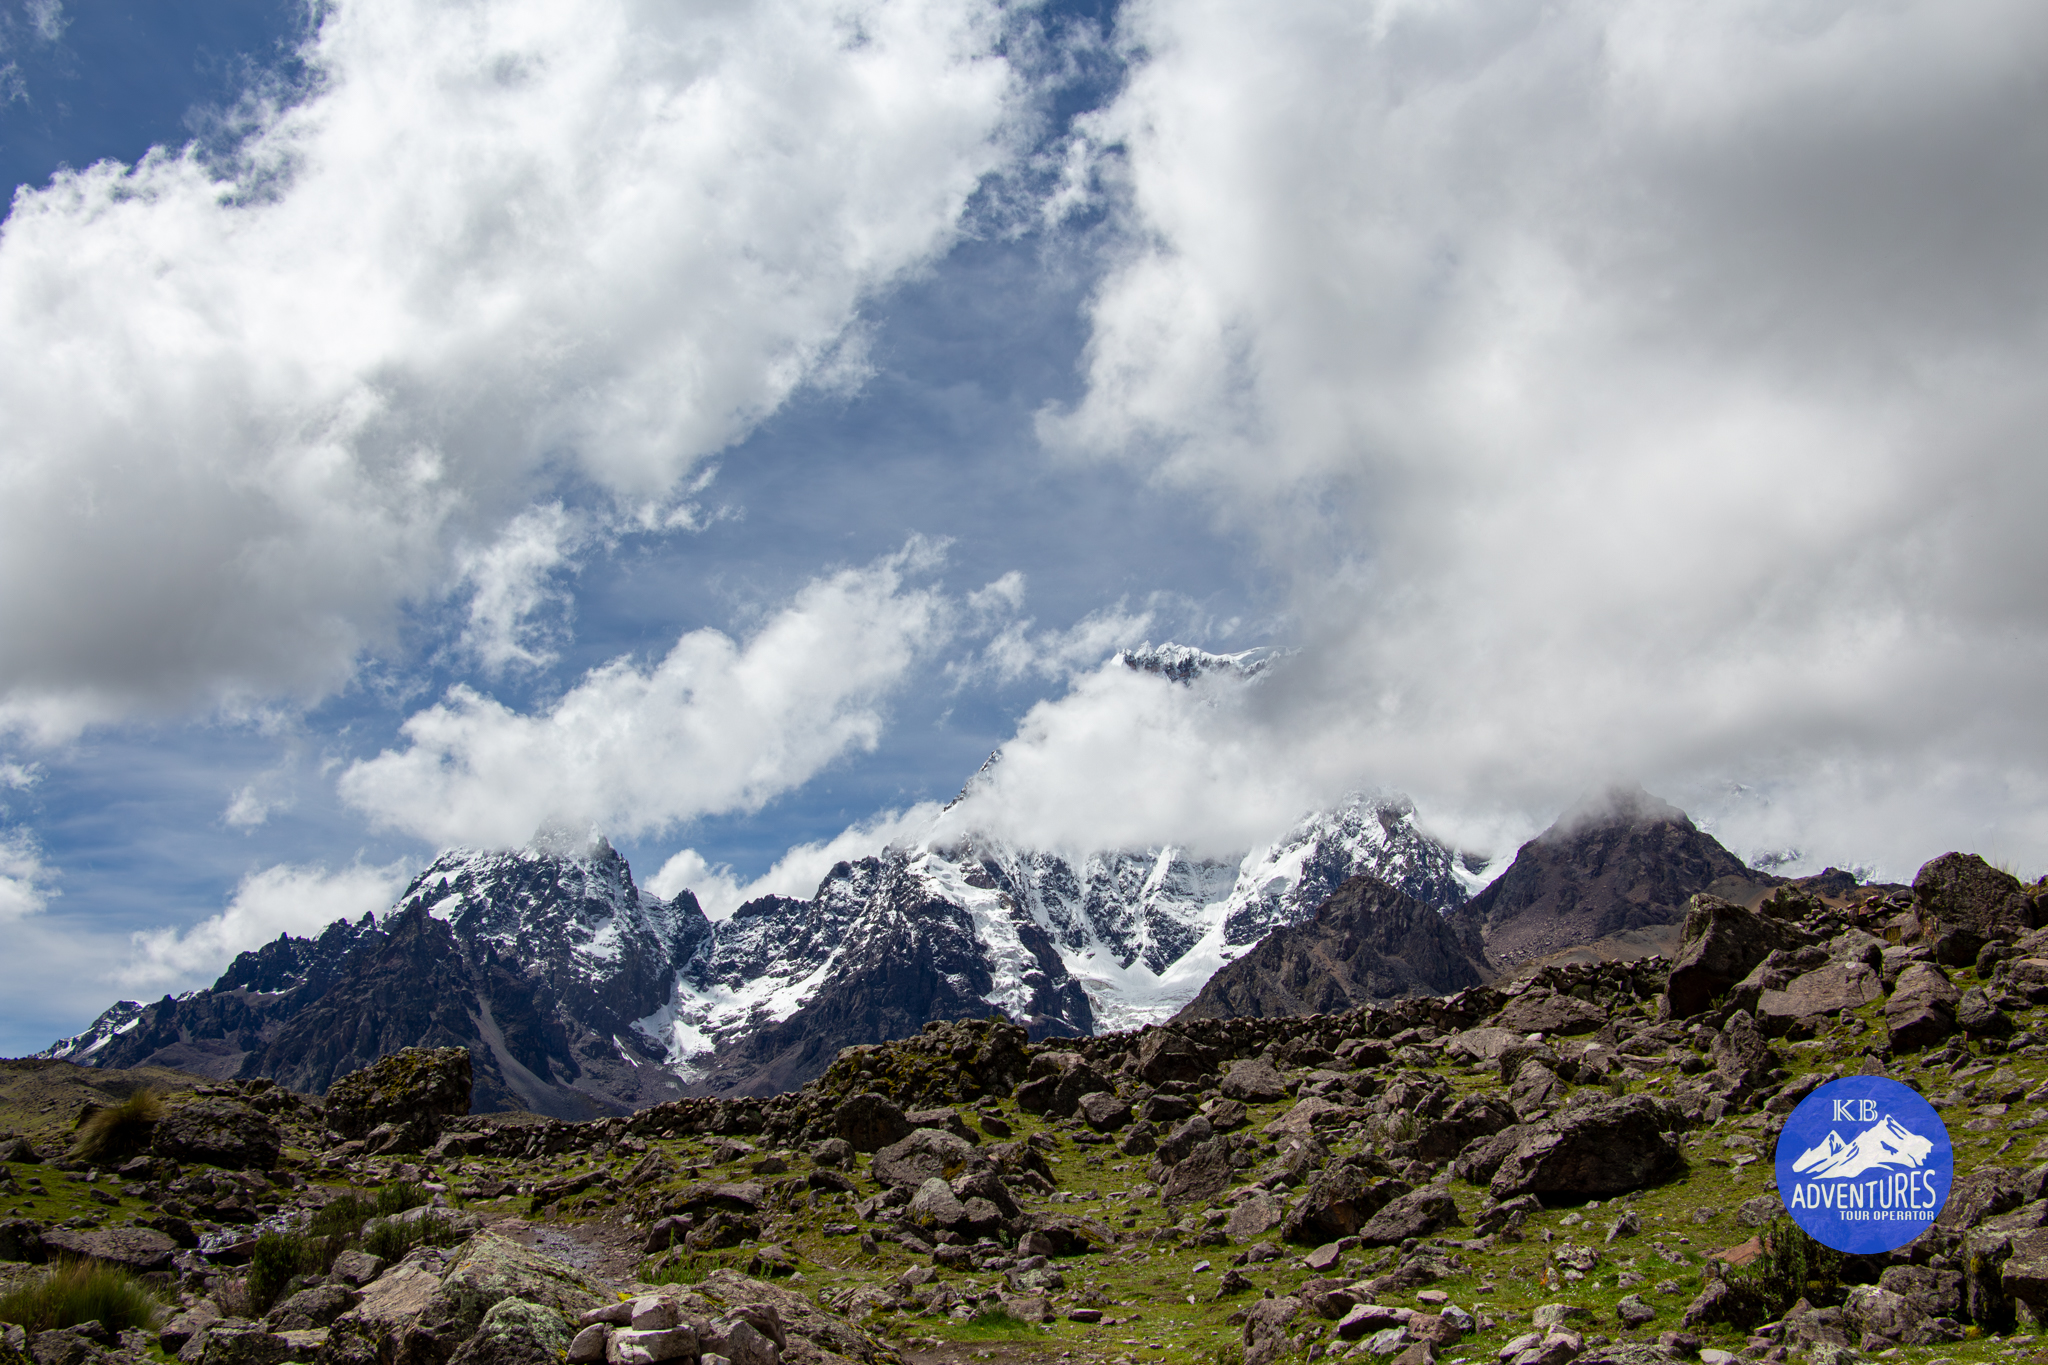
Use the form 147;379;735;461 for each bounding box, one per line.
6;0;2048;1056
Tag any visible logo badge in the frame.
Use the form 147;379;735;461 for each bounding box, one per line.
1776;1076;1952;1253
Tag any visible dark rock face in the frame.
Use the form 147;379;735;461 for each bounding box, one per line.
1459;786;1764;969
832;1093;910;1152
1176;875;1492;1021
1887;962;1961;1052
36;1226;176;1272
1914;853;2046;966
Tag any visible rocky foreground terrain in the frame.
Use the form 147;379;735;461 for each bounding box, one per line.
7;852;2048;1365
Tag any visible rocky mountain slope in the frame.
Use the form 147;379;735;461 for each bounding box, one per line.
1457;786;1774;967
1171;874;1494;1021
39;840;710;1118
10;852;2048;1365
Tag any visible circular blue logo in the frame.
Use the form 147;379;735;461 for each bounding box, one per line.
1776;1076;1952;1253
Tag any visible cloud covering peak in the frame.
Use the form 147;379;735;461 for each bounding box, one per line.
0;0;1017;738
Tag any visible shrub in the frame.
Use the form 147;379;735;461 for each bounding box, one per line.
246;1181;455;1311
73;1090;163;1164
1727;1216;1844;1317
0;1260;163;1334
247;1230;321;1315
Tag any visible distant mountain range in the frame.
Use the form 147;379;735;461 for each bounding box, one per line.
35;645;1797;1110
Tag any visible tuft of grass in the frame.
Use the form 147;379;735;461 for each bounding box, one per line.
73;1089;163;1164
950;1308;1043;1339
638;1249;744;1287
0;1260;163;1334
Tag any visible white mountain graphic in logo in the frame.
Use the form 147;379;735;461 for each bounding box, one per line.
1791;1116;1934;1180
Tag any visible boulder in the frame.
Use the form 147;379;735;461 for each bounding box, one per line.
1758;963;1883;1031
1708;1010;1773;1089
1878;1265;1963;1321
1494;989;1606;1036
1076;1092;1132;1131
447;1298;574;1365
324;1048;473;1148
1014;1053;1113;1119
1914;853;2043;966
1021;1212;1115;1256
37;1226;175;1273
187;1323;293;1365
1489;1095;1686;1199
150;1100;282;1170
869;1128;987;1189
1442;1028;1522;1065
1162;1136;1237;1205
1886;962;1961;1053
1959;987;2013;1037
1221;1058;1289;1103
1156;1116;1216;1165
901;1108;979;1146
1842;1285;1949;1348
1508;1063;1567;1119
1355;1187;1461;1246
903;1178;969;1233
1135;1030;1215;1085
1665;895;1797;1019
264;1285;360;1331
832;1094;911;1153
327;1234;605;1365
1283;1162;1410;1243
1241;1295;1304;1365
1226;1193;1286;1240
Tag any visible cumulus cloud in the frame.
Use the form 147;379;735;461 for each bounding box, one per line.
1022;0;2048;876
0;825;53;920
121;859;411;991
649;802;945;920
0;0;1018;740
339;544;953;848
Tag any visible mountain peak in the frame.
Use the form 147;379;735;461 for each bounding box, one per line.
1545;783;1691;841
1117;641;1276;684
528;821;617;863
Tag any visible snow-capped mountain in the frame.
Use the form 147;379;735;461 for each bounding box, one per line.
42;644;1493;1103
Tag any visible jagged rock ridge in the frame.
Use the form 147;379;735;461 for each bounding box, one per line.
1457;785;1773;967
1173;873;1494;1021
39;842;709;1118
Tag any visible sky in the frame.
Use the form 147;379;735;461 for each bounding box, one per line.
5;0;2048;1056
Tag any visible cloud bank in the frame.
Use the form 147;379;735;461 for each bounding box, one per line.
121;859;412;991
0;0;1016;739
339;545;953;848
1003;0;2048;875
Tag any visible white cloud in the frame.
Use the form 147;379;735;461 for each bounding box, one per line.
1026;0;2048;875
338;543;953;848
649;802;944;920
0;825;53;921
121;859;411;991
0;0;1018;740
455;503;578;674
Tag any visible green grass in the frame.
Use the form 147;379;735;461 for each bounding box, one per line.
0;1260;163;1334
950;1307;1046;1339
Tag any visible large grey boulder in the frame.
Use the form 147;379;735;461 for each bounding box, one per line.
869;1128;987;1189
324;1047;473;1151
150;1101;282;1171
1415;1093;1518;1163
832;1093;910;1152
1886;962;1961;1053
1489;1095;1686;1199
1355;1187;1461;1246
1135;1029;1215;1085
1914;853;2044;966
1221;1058;1289;1103
1759;962;1883;1031
1664;895;1798;1018
1282;1161;1410;1243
